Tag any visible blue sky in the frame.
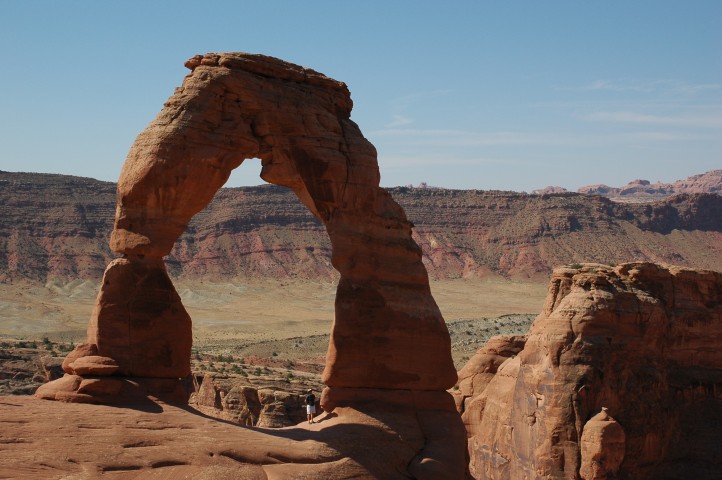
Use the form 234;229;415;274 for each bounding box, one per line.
1;1;720;191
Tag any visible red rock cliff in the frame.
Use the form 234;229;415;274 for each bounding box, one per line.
461;262;722;479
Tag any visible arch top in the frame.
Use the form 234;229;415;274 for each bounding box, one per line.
183;52;352;107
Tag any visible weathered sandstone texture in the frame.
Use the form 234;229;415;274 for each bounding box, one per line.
35;52;464;478
0;395;462;480
190;373;311;428
462;262;722;479
452;334;527;429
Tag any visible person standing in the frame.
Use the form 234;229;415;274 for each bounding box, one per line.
305;389;316;424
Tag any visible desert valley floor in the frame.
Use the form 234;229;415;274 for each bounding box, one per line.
0;277;548;368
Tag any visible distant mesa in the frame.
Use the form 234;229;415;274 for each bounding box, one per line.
534;169;722;202
404;181;445;190
530;185;569;195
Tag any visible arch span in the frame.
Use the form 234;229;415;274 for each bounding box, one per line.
40;52;456;401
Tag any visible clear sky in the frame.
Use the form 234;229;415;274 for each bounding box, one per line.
1;1;720;191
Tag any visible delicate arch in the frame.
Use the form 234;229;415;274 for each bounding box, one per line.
42;52;457;402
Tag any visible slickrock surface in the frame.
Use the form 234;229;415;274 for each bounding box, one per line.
0;394;465;479
461;262;722;479
2;172;722;284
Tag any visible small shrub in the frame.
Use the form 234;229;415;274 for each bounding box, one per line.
569;263;583;269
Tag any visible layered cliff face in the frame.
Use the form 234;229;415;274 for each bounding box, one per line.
460;262;722;479
2;171;721;284
0;172;116;282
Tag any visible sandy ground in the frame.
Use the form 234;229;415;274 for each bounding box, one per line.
0;278;548;350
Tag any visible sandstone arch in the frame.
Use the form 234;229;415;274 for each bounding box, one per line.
39;53;457;402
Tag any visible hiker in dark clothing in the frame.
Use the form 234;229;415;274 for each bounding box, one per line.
305;389;316;424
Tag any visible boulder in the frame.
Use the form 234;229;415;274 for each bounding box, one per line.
61;343;98;374
65;356;119;376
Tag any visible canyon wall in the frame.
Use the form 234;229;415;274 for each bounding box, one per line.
2;172;721;284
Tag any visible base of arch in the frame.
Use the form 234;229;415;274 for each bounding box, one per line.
35;374;193;406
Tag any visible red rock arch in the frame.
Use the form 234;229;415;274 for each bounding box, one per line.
39;52;456;403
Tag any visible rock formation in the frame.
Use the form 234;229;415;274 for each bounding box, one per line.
453;334;527;436
576;169;722;201
579;407;625;480
461;262;722;479
190;373;313;428
34;53;464;478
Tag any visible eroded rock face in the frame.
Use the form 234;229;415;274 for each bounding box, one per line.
84;256;192;378
453;334;526;435
190;373;308;428
463;262;722;479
